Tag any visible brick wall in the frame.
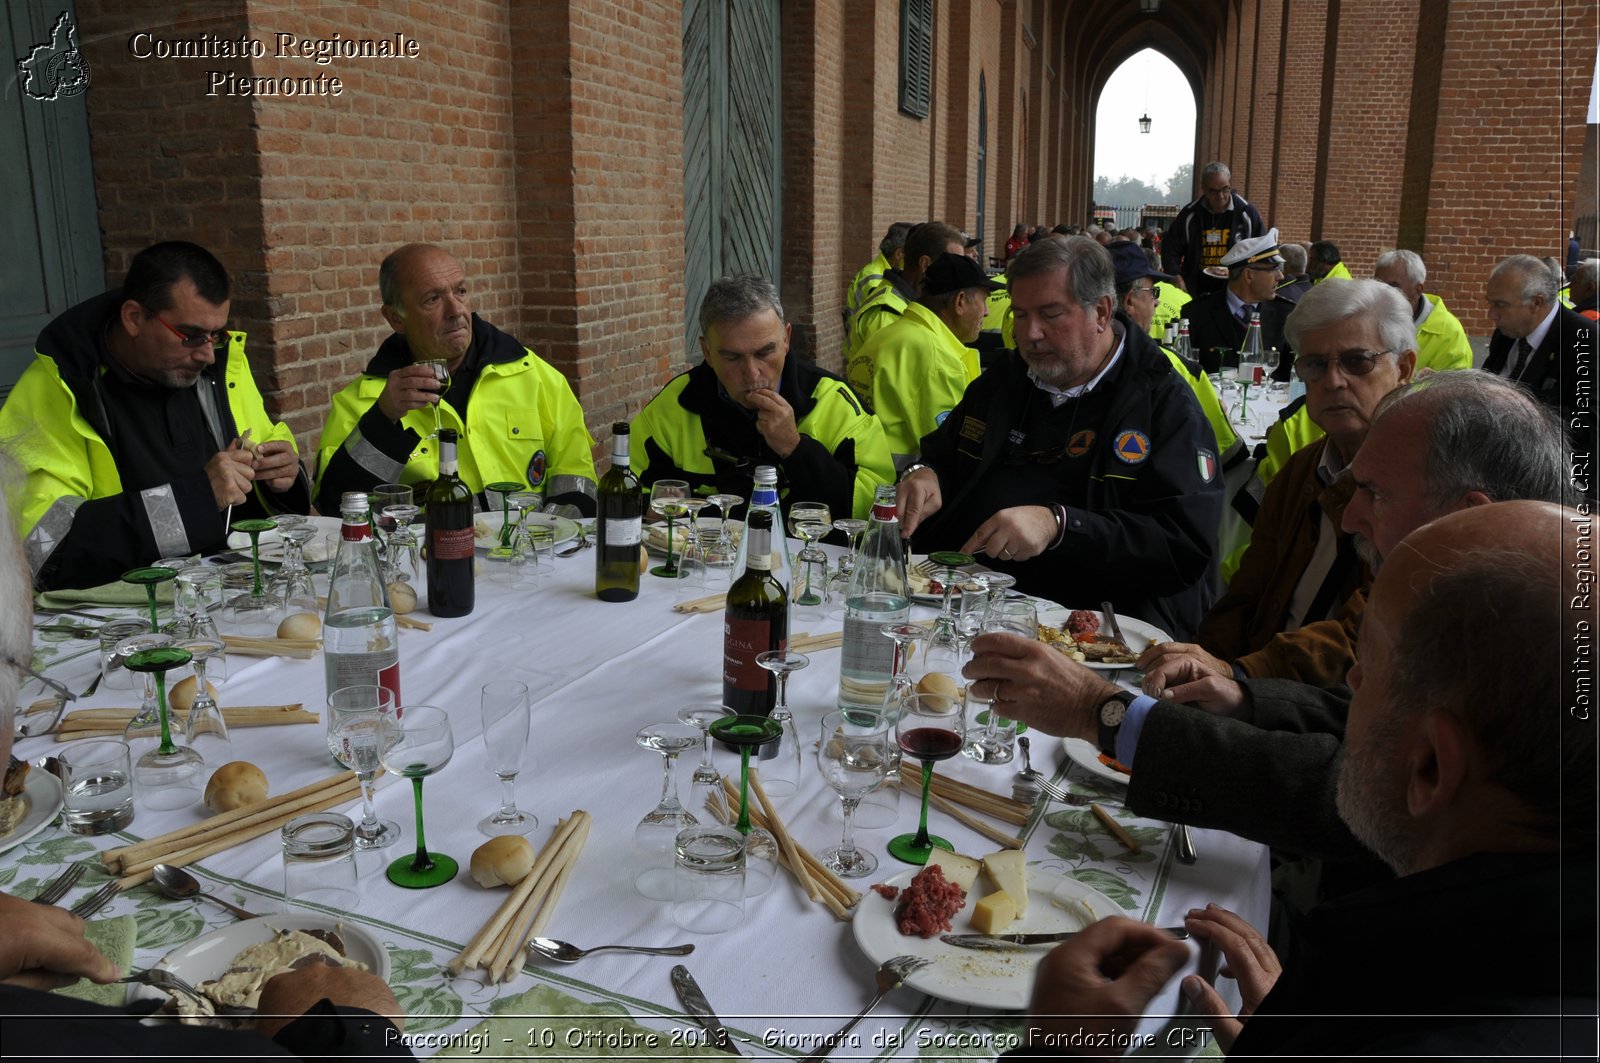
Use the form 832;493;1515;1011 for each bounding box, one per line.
1270;0;1330;242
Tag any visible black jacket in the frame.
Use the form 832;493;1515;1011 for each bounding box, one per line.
1485;305;1594;478
1183;288;1297;378
913;318;1222;639
1160;192;1267;295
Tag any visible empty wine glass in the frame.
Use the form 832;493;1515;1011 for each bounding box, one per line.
119;632;175;749
633;721;702;900
171;567;222;640
817;710;892;877
889;692;967;865
126;645;203;811
177;638;230;765
382;505;421;584
649;480;691;578
484;481;526;554
224;520;281;634
831;517;868;578
370;483;409;577
676;704;729;821
121;565;177;633
707;493;744;560
754;650;808;799
707;714;783;897
966;599;1038;764
327;685;400;850
418;358;452;438
269;515;320;615
479;681;535;836
379;704;456;888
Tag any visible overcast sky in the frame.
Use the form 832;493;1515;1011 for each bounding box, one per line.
1094;48;1197;191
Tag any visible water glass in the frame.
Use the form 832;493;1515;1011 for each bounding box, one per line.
281;812;359;912
671;825;745;934
59;739;134;835
99;618;153;691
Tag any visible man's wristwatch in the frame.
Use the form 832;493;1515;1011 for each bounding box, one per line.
1097;691;1138;759
899;463;929;482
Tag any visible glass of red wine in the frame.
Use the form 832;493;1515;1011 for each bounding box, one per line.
888;692;967;865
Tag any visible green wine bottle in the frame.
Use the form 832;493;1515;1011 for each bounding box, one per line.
722;509;788;716
595;421;643;602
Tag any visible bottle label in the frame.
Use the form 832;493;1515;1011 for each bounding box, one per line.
751;486;779;507
611;437;630;467
605;517;642;546
724;617;782;690
870;501;897;521
431;525;475;561
328;652;402;717
342;522;371;542
746;529;771;570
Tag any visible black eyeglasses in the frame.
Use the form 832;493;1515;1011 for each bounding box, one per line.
150;311;228;349
1295;349;1396;382
5;655;76;706
1130;284;1160;303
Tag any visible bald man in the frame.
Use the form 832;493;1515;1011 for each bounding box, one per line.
1017;501;1594;1058
315;244;596;514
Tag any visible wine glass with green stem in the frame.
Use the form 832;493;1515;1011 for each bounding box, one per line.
121;565;177;634
484;481;525;556
125;645;203;810
379;704;457;888
888;692;967;865
707;714;784;897
225;519;280;633
649;480;691;577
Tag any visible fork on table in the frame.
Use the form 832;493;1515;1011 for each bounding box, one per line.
29;861;88;905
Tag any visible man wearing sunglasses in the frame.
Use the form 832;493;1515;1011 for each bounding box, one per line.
1183;228;1296;376
0;241;309;590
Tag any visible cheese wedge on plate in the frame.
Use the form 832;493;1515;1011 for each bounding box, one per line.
982;850;1027;916
927;848;981;892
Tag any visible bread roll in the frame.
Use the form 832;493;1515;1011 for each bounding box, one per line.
205;761;269;813
169;675;220;713
387;581;417;614
277;612;322;639
915;671;961;711
470;835;535;888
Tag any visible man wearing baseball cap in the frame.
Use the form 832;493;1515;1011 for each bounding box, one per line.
1185;227;1296;376
847;252;1001;471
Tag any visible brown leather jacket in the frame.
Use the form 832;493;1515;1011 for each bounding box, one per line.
1198;437;1370;687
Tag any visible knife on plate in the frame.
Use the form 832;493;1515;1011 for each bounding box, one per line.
1100;601;1128;647
941;926;1189;950
671;964;742;1055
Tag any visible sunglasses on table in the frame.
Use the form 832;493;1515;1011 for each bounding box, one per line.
1294;349;1396;382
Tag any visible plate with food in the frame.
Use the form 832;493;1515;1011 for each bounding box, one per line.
906;558;992;607
0;762;64;854
225;515;342;566
133;914;388;1018
643;520;742;557
472;512;579;552
1037;607;1169;670
1062;736;1131;787
853;850;1120;1009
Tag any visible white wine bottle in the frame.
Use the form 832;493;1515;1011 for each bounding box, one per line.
595;421;642;602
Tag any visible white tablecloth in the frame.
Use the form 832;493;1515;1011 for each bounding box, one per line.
11;539;1268;1058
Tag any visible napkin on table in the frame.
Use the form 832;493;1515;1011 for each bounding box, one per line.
54;914;137;1007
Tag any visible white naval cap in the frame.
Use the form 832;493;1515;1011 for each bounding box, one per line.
1220;227;1284;268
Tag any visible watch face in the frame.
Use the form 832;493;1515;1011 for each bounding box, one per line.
1100;698;1128;728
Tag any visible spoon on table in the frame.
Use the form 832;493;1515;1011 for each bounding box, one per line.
152;864;260;921
527;936;693;963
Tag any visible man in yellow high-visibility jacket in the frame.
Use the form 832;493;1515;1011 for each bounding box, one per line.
847;253;1000;471
315;244;596;516
1373;250;1473;372
1308;240;1352;283
845;221;965;361
0;241;309;590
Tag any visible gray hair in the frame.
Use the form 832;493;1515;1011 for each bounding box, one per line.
1279;243;1307;274
1374;249;1426;286
1575;258;1600;288
1490;254;1561;303
1386;540;1587;840
1373;369;1571;509
698;275;784;336
1007;236;1115;307
1283;278;1417;356
1201;161;1230;183
879;222;916;257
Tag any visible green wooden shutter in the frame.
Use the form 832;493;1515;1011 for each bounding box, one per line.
899;0;933;119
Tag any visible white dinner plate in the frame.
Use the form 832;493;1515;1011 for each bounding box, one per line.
852;867;1120;1010
131;914;389;1009
643;521;742;557
1062;736;1131;787
1037;607;1171;671
473;512;579;552
0;771;64;854
906;556;994;606
226;515;342;565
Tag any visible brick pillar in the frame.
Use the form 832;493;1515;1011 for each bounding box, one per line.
1274;0;1330;241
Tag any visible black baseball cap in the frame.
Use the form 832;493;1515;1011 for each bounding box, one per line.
922;252;1004;296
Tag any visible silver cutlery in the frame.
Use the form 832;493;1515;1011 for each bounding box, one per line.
527;936;694;963
802;955;930;1063
117;967;253;1016
1100;600;1128;646
671;964;741;1055
941;926;1189;950
1175;823;1198;865
69;879;120;918
152;864;260;920
31;861;88;905
1025;764;1090;807
555;525;591;557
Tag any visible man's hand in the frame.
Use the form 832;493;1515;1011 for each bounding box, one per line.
250;440;301;493
960;505;1056;562
206;442;254;509
964;632;1119;740
376;364;445;423
1026;917;1191;1054
746;387;801;458
1178;904;1282;1052
1138;654;1249;716
1138;642;1231;686
0;892;119;990
896;467;942;537
254;958;404;1039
